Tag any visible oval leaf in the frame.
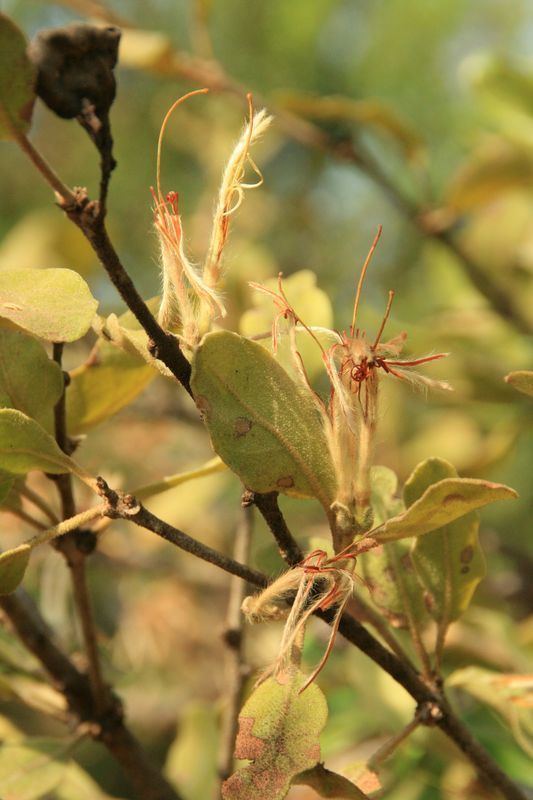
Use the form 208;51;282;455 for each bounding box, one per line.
222;671;328;800
0;409;75;475
0;14;36;140
0;543;30;595
191;331;336;507
373;470;517;544
0;329;63;429
407;459;486;625
0;268;98;342
505;370;533;398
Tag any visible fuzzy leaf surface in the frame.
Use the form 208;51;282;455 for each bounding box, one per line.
372;472;516;543
0;14;35;140
0;329;63;430
191;331;336;506
222;672;328;800
294;764;369;798
505;370;533;397
406;458;486;625
0;268;98;342
0;409;75;475
0;544;30;595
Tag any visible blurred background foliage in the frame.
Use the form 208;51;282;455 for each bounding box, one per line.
0;1;532;798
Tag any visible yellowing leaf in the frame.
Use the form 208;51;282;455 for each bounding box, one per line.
0;737;68;799
0;268;98;342
0;543;30;595
222;672;328;800
0;329;63;430
191;331;336;507
407;459;486;626
372;471;516;543
0;409;76;476
448;668;533;757
240;270;334;381
505;370;533;398
0;14;36;140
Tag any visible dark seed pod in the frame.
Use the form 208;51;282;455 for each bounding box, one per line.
27;23;121;120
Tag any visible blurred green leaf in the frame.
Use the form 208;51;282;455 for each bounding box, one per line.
164;702;218;800
0;409;76;475
222;671;328;800
191;331;336;506
372;468;517;543
0;329;63;430
370;465;403;526
0;543;30;595
0;13;35;140
406;459;486;630
240;269;334;381
448;668;533;757
0;737;68;798
278;92;424;160
294;763;369;798
0;268;98;343
505;370;533;397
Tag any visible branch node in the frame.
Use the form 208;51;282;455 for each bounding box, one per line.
416;700;444;726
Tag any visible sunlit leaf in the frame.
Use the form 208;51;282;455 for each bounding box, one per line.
0;736;68;799
0;14;36;140
294;763;370;798
0;543;30;595
0;268;98;342
505;370;533;398
222;671;328;800
240;270;334;381
67;342;155;435
407;459;486;626
191;331;336;507
448;668;533;757
0;409;76;476
0;329;63;430
372;468;516;543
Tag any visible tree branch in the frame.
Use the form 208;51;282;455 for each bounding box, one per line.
0;590;183;800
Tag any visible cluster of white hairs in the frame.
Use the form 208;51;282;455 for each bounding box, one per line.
153;89;272;348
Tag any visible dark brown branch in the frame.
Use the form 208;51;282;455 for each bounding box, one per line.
245;490;304;566
107;492;526;800
0;591;182;800
218;504;253;784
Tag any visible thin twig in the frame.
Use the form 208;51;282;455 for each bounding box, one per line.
367;716;421;771
0;590;183;800
18;484;60;525
52;344;108;715
246;490;304;566
217;503;253;785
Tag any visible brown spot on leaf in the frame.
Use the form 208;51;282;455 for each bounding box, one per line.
460;545;474;564
234;416;252;437
443;493;464;505
277;475;294;489
195;395;210;418
234;716;265;761
460;566;470;574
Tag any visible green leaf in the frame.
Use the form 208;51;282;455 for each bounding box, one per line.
505;370;533;398
0;329;63;430
191;331;336;507
0;737;68;799
222;671;328;800
67;342;155;435
372;467;517;544
370;465;403;526
361;539;430;631
407;459;486;626
0;469;14;505
240;269;334;381
0;268;98;343
294;764;369;798
0;409;76;476
0;543;30;595
0;14;36;140
448;668;533;757
164;703;219;800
